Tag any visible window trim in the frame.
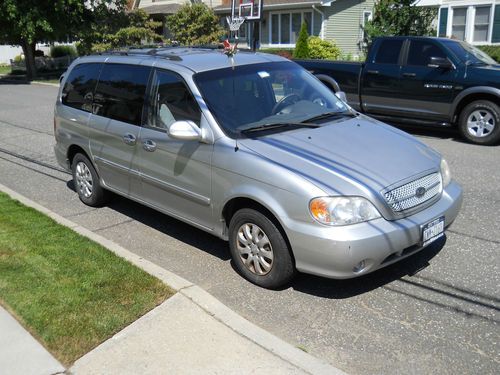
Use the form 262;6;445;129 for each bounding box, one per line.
144;67;202;133
445;3;495;45
268;10;314;47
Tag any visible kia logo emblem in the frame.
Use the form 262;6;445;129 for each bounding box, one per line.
415;187;426;198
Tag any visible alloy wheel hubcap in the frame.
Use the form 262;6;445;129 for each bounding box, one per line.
236;223;274;275
75;162;93;198
467;109;495;138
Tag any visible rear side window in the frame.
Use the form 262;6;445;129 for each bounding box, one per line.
374;40;404;64
93;64;151;125
407;40;446;66
61;63;102;112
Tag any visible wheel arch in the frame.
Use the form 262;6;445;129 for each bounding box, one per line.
451;88;500;124
221;196;296;265
67;144;91;167
314;74;341;93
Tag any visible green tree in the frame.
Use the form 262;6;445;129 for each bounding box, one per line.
363;0;437;44
293;22;310;59
0;0;89;79
166;3;223;45
81;9;163;53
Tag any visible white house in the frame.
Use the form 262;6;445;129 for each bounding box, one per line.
416;0;500;45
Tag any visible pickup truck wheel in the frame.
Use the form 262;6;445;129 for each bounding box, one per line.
229;208;295;289
72;153;108;207
459;100;500;145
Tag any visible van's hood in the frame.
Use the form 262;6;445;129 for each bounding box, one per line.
239;117;441;195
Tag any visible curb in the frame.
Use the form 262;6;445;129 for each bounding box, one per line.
0;183;345;375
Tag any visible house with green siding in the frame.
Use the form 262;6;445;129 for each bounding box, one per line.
214;0;375;57
416;0;500;44
137;0;375;58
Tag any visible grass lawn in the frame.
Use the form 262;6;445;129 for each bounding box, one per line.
0;65;11;75
0;192;174;365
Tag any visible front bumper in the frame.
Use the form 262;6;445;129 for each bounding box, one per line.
285;181;463;279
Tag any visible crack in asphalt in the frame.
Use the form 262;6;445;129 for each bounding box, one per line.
0;119;53;136
447;229;500;246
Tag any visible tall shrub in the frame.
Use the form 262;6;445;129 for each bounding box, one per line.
293;22;310;59
307;37;341;60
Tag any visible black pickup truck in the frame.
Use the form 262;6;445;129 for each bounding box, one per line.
296;37;500;145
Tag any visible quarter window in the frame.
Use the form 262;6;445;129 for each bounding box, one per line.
374;40;403;64
93;64;151;126
147;69;201;131
61;63;102;112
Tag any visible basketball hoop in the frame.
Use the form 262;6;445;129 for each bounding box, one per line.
227;16;245;32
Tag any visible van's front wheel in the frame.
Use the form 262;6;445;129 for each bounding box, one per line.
229;208;295;289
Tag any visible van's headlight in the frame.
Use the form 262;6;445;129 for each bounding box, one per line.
440;159;451;187
309;197;381;226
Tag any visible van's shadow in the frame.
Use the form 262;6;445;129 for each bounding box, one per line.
68;180;231;261
67;180;445;298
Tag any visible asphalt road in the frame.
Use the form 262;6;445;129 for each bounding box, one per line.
0;82;498;374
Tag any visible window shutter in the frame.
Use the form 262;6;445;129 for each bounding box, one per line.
492;5;500;43
438;7;448;37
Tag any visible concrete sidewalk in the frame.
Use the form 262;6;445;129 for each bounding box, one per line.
0;183;345;375
0;306;64;375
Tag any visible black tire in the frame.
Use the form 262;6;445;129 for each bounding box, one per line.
458;100;500;145
71;153;108;207
228;208;296;289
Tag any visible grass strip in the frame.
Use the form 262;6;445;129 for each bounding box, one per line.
0;65;11;75
0;192;174;365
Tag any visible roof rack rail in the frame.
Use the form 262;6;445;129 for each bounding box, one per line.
99;46;183;61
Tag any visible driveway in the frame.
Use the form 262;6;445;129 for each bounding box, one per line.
0;82;498;374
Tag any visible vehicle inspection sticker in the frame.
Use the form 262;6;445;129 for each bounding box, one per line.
421;216;445;246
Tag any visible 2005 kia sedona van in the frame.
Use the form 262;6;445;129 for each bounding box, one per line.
54;48;463;288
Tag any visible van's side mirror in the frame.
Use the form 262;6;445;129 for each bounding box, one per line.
168;120;202;141
428;57;453;70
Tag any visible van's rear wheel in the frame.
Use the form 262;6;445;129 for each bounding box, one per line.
229;208;295;289
72;153;108;207
459;100;500;145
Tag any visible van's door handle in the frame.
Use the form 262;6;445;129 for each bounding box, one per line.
367;70;379;75
122;133;136;146
402;72;416;77
143;140;157;152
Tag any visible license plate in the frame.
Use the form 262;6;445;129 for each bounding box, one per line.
422;216;445;246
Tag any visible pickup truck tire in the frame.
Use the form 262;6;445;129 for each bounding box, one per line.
458;100;500;145
229;208;295;289
72;153;109;207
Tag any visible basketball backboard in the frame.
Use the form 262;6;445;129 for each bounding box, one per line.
231;0;263;21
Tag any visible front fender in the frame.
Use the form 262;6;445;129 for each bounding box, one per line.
450;86;500;119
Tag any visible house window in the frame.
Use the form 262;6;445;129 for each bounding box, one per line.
270;11;313;46
473;6;491;42
361;11;373;41
451;7;467;41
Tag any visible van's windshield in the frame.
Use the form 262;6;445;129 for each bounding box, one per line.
194;61;350;138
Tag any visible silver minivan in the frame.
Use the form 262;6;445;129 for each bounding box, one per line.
54;48;463;288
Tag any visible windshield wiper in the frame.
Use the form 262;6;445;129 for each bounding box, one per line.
241;122;320;135
303;111;356;123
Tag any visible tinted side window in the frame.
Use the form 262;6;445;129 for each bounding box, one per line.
375;40;404;64
93;64;151;125
147;69;201;130
407;41;447;66
61;63;102;112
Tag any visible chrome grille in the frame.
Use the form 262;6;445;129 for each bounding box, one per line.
384;173;442;213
